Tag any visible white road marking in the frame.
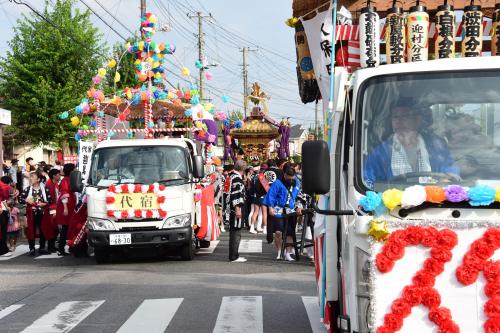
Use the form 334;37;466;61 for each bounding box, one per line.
197;240;220;254
213;296;263;333
0;245;29;261
20;300;104;333
116;298;183;333
302;297;327;333
0;304;24;320
238;239;262;253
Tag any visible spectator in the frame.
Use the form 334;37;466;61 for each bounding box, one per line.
19;172;52;256
9;159;19;186
54;160;63;171
45;169;61;253
56;163;76;256
214;166;225;232
22;157;35;190
225;160;247;263
6;200;20;252
0;176;12;255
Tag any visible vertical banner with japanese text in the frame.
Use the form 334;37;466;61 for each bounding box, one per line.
78;141;95;183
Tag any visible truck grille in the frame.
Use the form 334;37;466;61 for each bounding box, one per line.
115;218;162;223
119;226;158;232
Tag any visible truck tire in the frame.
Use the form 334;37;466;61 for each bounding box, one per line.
180;240;195;261
94;249;110;264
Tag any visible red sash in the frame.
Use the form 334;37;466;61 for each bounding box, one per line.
258;173;270;192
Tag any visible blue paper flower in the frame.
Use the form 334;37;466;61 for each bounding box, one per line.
359;191;383;212
468;185;496;206
75;105;83;114
89;120;97;127
190;96;200;105
59;111;69;120
74;133;81;141
223;119;230;127
234;120;243;129
184;109;193;117
221;95;230;103
127;132;134;139
148;121;155;128
107;131;115;138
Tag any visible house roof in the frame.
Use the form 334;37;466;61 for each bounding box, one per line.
290;124;305;140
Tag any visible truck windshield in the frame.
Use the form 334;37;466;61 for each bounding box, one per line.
359;69;500;192
89;146;189;187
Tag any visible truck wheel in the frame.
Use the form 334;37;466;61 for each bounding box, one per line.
180;240;195;261
94;249;110;264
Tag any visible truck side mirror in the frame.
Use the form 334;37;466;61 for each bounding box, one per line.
302;140;330;195
192;155;204;179
70;170;84;193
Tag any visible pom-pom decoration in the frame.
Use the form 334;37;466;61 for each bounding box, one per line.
181;67;190;77
195;60;203;69
107;59;117;68
221;95;230;103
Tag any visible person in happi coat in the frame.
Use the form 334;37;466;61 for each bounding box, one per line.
0;176;12;255
225;160;247;262
56;164;76;256
19;172;52;256
45;169;61;253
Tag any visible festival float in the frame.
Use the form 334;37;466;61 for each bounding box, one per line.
292;0;500;332
62;12;225;263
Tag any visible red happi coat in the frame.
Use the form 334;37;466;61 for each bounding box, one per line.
25;185;52;241
55;177;76;226
43;179;59;240
0;181;10;241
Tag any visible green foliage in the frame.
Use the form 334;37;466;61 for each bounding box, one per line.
228;110;243;121
291;155;302;164
0;0;105;148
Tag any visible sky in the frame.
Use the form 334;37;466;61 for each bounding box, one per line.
0;0;318;128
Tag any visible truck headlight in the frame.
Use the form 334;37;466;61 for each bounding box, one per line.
87;218;116;231
162;214;191;229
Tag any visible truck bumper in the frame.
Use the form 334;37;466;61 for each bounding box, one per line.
88;227;192;249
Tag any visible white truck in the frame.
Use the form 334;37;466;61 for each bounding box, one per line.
302;57;500;332
71;138;205;263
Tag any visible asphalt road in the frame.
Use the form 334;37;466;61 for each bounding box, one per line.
0;231;325;333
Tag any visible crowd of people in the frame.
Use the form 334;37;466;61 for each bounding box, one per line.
0;157;80;257
215;158;313;263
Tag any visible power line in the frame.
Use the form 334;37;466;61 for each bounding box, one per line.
78;0;128;41
92;0;134;36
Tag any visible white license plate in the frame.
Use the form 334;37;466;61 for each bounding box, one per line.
109;233;132;246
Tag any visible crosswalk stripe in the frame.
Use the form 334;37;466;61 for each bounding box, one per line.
0;304;24;320
197;240;220;254
20;300;104;333
213;296;263;333
302;297;327;333
0;245;29;261
116;298;183;333
238;239;262;253
34;253;62;260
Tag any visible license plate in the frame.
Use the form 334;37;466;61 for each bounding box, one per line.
109;233;132;246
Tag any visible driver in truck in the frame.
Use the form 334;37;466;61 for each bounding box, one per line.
97;155;134;181
364;100;460;188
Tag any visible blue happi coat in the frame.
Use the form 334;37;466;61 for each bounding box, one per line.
262;178;302;218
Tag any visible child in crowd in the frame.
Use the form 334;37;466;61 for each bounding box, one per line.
6;200;20;252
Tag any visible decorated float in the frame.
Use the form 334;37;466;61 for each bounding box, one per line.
294;0;500;332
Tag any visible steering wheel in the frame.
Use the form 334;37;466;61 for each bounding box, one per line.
393;172;459;183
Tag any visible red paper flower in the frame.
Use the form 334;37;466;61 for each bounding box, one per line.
106;196;115;204
134;210;142;218
390;230;409;247
471;239;496;260
484;296;500;318
455;265;479;285
436;229;458;250
376;326;392;333
148;184;155;192
107;210;114;217
405;226;423;245
384;313;404;331
134;184;142;193
121;184;129;193
420;227;439;248
428;307;452;325
423;258;445;276
159;209;167;218
486;281;500;298
146;210;153;218
402;286;422;306
382;241;406;261
430;247;453;263
439;320;460;333
159;184;166;191
157;196;166;204
421;287;441;309
484;260;500;282
376;253;395;273
484;228;500;246
463;252;485;271
484;317;500;333
108;185;116;192
412;271;436;287
121;210;128;219
391;299;412;317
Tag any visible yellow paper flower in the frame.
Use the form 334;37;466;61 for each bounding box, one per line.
204;103;213;112
382;188;403;210
114;72;121;83
367;220;390;242
107;59;117;68
126;90;132;100
496;188;500;202
181;67;190;77
97;68;106;77
139;41;144;51
70;116;80;127
195;121;203;129
285;17;299;27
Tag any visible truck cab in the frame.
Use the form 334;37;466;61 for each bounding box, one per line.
73;138;204;263
303;56;500;332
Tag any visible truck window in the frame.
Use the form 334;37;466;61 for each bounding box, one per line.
358;70;500;192
89;146;189;187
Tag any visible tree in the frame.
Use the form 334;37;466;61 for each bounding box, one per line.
0;0;105;148
103;37;140;95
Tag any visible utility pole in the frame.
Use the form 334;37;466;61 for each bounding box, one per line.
188;12;212;100
240;47;258;118
140;0;146;17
